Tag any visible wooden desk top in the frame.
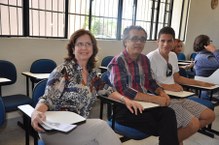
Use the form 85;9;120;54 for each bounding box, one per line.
22;72;50;79
0;77;11;83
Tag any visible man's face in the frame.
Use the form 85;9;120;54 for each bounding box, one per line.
125;29;146;59
157;34;174;56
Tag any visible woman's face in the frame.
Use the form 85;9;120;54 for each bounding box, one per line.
173;41;183;55
74;34;93;62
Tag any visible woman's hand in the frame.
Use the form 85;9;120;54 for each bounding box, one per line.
123;97;144;115
31;110;46;132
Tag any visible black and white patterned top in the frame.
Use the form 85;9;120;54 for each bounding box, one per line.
39;60;114;118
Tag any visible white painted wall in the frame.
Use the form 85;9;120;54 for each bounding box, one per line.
184;0;219;58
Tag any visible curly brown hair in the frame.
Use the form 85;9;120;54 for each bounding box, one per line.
65;29;98;72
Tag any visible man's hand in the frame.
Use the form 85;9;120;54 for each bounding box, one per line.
198;81;215;87
154;96;170;106
164;84;183;92
159;91;170;106
123;97;144;115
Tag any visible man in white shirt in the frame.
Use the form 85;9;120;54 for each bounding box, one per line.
147;26;215;145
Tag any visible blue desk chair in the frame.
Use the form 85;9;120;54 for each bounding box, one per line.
0;96;6;127
177;52;186;61
0;60;33;112
19;79;48;145
100;56;113;73
99;72;151;142
30;59;56;90
0;94;44;145
190;52;197;61
31;79;48;145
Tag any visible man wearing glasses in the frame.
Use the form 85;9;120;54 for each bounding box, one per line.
107;25;179;145
147;26;215;145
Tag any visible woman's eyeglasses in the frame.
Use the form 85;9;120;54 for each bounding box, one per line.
166;63;173;77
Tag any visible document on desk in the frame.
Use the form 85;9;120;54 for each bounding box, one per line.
42;111;86;132
18;105;86;133
135;101;159;109
184;84;219;90
41;120;77;133
164;90;194;98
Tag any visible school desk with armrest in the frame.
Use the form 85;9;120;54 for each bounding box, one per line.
98;95;152;142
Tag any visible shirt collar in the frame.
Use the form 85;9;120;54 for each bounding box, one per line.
123;49;141;64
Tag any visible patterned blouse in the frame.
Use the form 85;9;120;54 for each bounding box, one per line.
39;60;114;118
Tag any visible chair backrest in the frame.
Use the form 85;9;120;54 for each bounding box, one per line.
0;96;6;126
0;60;17;85
177;52;186;61
195;69;219;85
101;56;114;67
190;52;197;61
32;79;48;107
30;59;57;73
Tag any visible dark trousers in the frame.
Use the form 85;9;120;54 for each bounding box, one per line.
115;106;179;145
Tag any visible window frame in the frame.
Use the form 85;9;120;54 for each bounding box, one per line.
0;0;190;41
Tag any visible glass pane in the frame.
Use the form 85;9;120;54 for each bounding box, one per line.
120;0;133;37
0;1;22;35
29;0;65;37
68;0;90;37
91;0;118;39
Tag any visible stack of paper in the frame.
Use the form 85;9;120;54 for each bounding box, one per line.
41;120;77;132
18;105;86;133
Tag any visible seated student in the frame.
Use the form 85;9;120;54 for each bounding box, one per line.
193;34;219;77
147;26;215;145
172;39;195;78
31;29;122;145
193;35;219;99
108;25;179;145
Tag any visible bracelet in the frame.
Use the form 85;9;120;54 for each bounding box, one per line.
120;96;125;103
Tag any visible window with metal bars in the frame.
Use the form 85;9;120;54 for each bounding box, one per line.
0;0;190;40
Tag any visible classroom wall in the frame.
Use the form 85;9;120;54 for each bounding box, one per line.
184;0;219;57
0;37;157;97
0;0;219;117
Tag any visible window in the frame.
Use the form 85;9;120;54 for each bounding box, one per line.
0;0;23;36
0;0;190;40
29;0;65;37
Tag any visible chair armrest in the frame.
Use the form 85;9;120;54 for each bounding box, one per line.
18;104;39;145
97;95;125;130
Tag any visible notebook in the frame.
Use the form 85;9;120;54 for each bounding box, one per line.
135;101;159;109
164;90;195;98
18;104;86;132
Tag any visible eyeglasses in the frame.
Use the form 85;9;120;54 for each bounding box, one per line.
207;40;213;46
75;42;93;48
129;36;146;43
166;63;173;77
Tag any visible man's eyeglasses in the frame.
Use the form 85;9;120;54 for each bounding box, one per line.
166;63;173;77
207;40;213;46
75;42;93;48
129;36;146;43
